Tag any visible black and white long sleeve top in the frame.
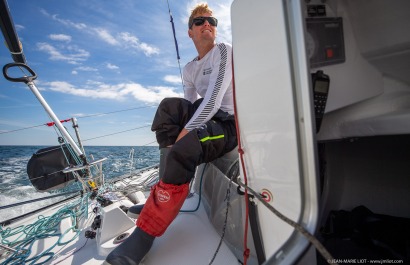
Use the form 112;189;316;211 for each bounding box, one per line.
183;42;233;131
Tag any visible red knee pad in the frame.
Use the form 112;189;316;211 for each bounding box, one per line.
136;180;189;237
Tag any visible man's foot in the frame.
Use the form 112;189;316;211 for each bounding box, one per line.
104;227;154;265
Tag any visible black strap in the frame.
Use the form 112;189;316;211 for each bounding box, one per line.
249;198;266;264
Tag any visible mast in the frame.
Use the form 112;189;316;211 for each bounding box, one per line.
0;0;86;162
0;0;26;64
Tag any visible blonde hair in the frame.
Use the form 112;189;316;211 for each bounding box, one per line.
188;3;213;28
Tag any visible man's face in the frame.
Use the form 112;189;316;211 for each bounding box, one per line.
188;12;217;43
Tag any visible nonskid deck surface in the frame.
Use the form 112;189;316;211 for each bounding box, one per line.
0;170;238;265
139;194;239;265
7;196;237;265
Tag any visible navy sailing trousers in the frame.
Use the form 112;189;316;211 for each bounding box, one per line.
151;98;237;185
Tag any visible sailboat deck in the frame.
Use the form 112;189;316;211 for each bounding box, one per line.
1;193;239;265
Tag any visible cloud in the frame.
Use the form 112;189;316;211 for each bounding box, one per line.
40;9;87;30
44;81;183;103
118;32;159;56
42;10;159;57
164;75;182;84
53;15;87;30
86;80;105;86
212;3;232;44
37;42;90;64
123;85;181;103
75;66;98;72
106;63;119;70
15;24;25;31
71;113;86;117
49;34;72;42
93;28;119;46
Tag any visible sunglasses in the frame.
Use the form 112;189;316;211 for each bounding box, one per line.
190;16;218;28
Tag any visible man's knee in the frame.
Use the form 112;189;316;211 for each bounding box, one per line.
152;98;196;148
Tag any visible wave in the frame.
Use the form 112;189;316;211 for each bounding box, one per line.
0;145;159;223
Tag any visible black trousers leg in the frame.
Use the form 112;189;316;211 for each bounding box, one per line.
151;98;237;185
151;98;196;148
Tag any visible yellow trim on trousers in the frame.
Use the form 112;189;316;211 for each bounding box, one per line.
199;134;224;142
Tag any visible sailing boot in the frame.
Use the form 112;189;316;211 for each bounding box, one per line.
104;227;154;265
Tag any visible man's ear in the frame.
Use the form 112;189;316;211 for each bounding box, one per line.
188;29;193;38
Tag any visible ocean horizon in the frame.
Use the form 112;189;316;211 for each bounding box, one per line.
0;145;159;222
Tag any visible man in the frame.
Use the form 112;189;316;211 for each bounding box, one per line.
105;3;236;264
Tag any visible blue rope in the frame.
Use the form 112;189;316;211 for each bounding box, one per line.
57;141;89;191
180;163;207;213
0;193;90;265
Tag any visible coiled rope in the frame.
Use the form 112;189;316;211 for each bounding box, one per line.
0;194;89;265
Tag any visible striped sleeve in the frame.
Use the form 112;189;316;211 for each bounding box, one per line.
185;43;232;131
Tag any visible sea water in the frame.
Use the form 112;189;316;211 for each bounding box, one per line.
0;145;159;222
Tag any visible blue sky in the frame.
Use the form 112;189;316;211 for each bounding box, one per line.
0;0;233;146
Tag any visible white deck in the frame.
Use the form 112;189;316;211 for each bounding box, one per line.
2;193;239;265
141;194;239;265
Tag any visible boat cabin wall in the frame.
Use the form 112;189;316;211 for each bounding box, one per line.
306;1;410;260
311;0;410;140
316;134;410;263
231;0;410;263
318;135;410;221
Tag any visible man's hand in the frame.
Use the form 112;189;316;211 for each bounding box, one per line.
176;128;189;142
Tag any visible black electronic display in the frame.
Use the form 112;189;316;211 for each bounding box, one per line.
306;17;345;68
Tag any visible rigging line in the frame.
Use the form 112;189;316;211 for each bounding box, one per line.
0;106;155;135
51;125;81;165
76;105;157;119
0;194;81;227
141;140;158;146
82;125;151;142
231;54;251;264
236;177;338;265
0;124;44;134
166;0;184;90
0;117;70;135
208;166;234;265
0;191;81;210
18;64;29;75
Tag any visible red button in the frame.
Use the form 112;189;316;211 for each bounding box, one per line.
326;48;334;58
